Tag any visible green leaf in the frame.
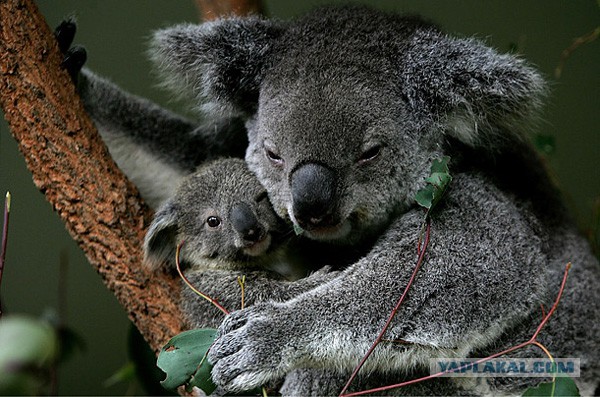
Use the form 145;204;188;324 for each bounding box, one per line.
293;223;304;236
522;376;580;396
533;133;556;156
104;361;136;387
157;328;218;394
0;315;59;395
415;156;452;215
188;354;215;393
128;325;175;395
414;185;435;210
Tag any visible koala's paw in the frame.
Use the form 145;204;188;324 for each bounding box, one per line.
54;19;87;83
208;302;301;393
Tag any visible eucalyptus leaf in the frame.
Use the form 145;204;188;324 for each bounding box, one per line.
415;156;452;215
414;185;435;210
157;328;218;394
293;223;304;236
522;376;580;397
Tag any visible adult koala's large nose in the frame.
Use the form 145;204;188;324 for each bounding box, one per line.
291;163;338;230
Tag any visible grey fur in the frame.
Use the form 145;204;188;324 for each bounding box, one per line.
79;5;599;396
143;158;284;271
143;158;341;393
77;70;248;207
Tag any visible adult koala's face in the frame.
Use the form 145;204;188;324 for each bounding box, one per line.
245;69;428;244
152;6;545;244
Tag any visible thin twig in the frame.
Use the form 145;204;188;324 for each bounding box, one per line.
340;263;572;396
175;241;230;315
0;192;11;317
555;26;600;79
340;220;431;395
237;275;246;310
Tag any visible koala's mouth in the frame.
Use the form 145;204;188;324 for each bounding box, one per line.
300;220;352;241
241;233;272;257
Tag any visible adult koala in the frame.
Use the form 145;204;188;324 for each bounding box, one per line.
63;5;599;395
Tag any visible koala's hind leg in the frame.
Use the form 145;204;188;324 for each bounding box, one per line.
78;71;251;208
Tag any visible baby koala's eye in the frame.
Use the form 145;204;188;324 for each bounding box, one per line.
206;216;221;228
357;145;382;165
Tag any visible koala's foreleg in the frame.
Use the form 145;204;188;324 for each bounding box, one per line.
207;174;551;393
180;267;340;329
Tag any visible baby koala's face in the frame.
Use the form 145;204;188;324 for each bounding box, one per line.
176;159;285;268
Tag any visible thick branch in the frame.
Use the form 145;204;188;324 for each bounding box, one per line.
195;0;264;21
0;0;185;352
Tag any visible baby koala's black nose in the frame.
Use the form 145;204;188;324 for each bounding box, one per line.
230;202;263;242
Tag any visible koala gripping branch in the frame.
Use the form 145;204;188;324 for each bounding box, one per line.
0;0;186;351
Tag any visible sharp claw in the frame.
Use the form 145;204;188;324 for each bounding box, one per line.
61;46;87;83
217;310;249;337
54;19;77;54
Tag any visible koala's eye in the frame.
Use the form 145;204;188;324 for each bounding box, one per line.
266;149;284;165
357;145;382;165
264;142;284;166
206;216;221;228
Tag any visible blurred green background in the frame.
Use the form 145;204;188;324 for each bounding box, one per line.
0;0;598;394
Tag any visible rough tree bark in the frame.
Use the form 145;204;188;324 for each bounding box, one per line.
0;0;187;352
1;0;263;355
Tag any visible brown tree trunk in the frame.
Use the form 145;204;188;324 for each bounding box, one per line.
196;0;264;20
0;0;186;352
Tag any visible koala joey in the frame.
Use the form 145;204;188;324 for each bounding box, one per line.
59;5;600;396
143;157;337;328
143;157;346;395
143;157;285;273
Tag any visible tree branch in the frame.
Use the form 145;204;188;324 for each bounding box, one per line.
0;0;185;352
195;0;264;21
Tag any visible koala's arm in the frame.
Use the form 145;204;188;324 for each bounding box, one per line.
180;266;340;329
77;70;247;207
208;173;552;392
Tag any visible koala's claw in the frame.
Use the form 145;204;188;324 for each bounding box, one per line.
54;19;87;83
54;19;77;54
61;46;87;82
209;303;295;391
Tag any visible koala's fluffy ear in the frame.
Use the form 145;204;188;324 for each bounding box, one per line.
401;30;547;147
149;16;285;116
143;201;179;271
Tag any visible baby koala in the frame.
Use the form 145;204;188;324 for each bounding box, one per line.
144;157;286;272
143;158;335;328
143;158;390;395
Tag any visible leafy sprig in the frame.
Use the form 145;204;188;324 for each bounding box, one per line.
415;156;452;217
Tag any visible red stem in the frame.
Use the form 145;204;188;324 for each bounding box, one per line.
175;241;230;315
0;193;10;317
530;262;570;340
340;262;572;397
339;220;431;396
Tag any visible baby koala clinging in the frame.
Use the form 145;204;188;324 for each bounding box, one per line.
144;158;288;273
